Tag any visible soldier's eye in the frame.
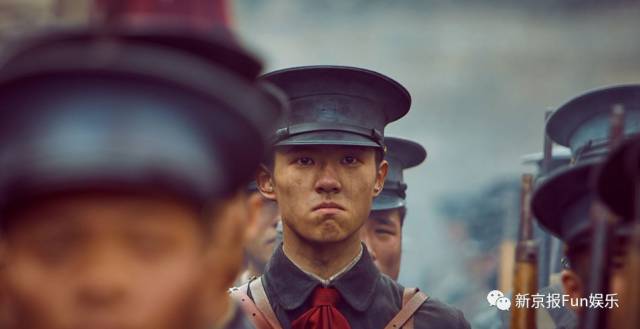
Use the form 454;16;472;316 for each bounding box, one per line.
295;157;314;166
33;231;81;266
37;244;72;265
341;156;359;165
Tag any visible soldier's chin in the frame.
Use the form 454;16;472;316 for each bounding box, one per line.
307;222;349;243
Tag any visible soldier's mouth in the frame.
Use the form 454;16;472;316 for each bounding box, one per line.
312;202;345;211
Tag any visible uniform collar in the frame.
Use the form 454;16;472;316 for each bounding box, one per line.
284;244;363;286
263;242;379;312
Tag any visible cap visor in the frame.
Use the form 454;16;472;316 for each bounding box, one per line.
371;193;406;211
275;131;380;148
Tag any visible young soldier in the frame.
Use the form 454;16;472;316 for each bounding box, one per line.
232;65;470;329
360;137;426;281
0;26;282;329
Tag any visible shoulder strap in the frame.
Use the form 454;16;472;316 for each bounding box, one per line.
249;276;284;329
229;280;274;329
383;287;429;329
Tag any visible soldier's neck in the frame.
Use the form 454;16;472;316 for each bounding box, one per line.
282;229;363;280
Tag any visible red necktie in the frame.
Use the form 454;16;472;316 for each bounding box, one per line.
291;287;351;329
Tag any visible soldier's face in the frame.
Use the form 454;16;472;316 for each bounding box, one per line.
562;239;629;314
262;145;387;244
360;209;403;280
244;192;280;268
0;192;247;329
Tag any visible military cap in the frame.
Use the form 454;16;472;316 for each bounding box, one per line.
531;162;598;245
0;28;283;213
371;137;426;211
531;161;630;247
260;65;410;149
1;24;262;82
546;84;640;162
521;146;572;178
596;134;640;220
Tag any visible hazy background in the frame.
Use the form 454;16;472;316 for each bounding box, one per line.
1;0;639;325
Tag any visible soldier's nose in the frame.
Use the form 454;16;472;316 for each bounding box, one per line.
314;166;341;194
75;258;128;308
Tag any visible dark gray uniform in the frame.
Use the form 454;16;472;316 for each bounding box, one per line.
249;245;469;329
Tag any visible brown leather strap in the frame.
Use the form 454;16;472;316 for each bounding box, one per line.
402;288;416;329
383;287;429;329
249;277;283;329
229;282;272;329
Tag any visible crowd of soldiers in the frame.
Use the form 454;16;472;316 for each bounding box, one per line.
0;1;638;329
502;84;640;329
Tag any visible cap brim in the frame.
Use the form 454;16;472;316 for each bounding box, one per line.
384;137;427;168
531;161;597;239
546;84;640;147
274;131;380;148
371;193;406;211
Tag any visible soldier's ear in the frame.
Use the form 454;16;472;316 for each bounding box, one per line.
373;159;388;197
256;164;277;201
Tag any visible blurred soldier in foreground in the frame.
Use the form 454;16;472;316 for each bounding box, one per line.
0;24;281;329
232;65;470;329
360;136;426;281
530;84;640;328
238;183;281;284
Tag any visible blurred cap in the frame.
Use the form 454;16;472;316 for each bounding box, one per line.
372;137;426;211
261;65;411;149
531;161;629;247
0;27;283;213
1;24;263;82
532;162;596;245
546;84;640;163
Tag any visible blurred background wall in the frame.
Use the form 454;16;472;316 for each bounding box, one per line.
1;0;639;325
